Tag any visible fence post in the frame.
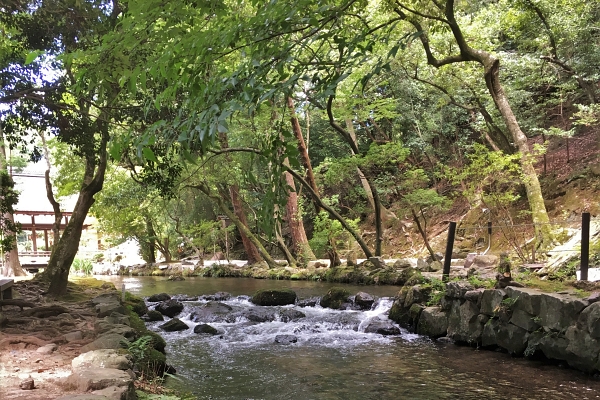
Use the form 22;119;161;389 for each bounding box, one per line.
580;212;591;281
443;222;457;282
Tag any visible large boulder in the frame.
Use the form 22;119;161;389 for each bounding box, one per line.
320;287;351;310
447;299;485;344
538;292;587;332
251;289;297;306
363;320;401;335
445;281;474;299
496;323;529;355
578;302;600;338
275;335;298;344
565;326;600;372
142;310;164;322
69;367;134;393
354;292;375;310
72;349;133;371
505;287;542;315
509;309;540;332
147;293;171;302
159;318;189;332
95;303;127;318
230;308;276;323
279;309;306;322
204;292;232;301
194;324;219;335
155;299;184;318
416;307;448;338
480;289;507;316
189;301;233;323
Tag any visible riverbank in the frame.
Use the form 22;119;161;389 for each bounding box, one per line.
0;278;180;400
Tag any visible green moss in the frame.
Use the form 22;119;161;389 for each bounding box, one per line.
320;287;350;309
251;289;297;306
125;292;148;316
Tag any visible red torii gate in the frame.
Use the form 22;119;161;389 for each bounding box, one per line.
14;211;90;252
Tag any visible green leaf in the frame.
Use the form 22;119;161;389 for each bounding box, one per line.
142;147;157;162
25;50;42;65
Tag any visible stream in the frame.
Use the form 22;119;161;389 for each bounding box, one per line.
97;276;600;399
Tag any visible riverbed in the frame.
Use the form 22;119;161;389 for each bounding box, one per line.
96;276;600;399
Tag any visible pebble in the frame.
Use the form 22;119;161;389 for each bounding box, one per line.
19;377;34;390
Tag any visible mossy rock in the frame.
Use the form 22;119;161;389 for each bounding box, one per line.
145;331;167;353
138;347;169;376
251;289;297;306
194;323;219;335
125;292;148;316
320;287;351;309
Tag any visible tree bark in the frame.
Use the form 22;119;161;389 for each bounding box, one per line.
42;128;109;297
40;134;62;246
218;132;264;265
284;170;315;263
286;96;320;209
229;184;263;264
0;124;26;277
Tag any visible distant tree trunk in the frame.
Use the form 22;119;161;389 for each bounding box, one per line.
275;220;297;268
218;132;263;265
41;129;109;297
287;96;320;211
141;214;157;264
40;133;62;246
284;170;315;263
230;184;262;264
0;125;26;277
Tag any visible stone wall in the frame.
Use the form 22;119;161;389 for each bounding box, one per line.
389;281;600;373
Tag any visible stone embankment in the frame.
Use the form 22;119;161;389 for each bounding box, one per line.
390;280;600;373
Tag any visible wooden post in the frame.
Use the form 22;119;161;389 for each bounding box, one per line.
31;215;37;252
442;222;457;282
44;230;49;251
580;212;591;281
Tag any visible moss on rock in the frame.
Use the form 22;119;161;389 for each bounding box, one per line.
251;289;297;306
320;287;351;309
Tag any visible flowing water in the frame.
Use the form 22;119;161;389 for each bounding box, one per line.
98;276;600;399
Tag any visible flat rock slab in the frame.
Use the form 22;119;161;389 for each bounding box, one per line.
36;343;58;354
81;333;130;353
69;367;134;392
92;385;137;400
55;396;111;400
91;293;122;305
72;349;133;371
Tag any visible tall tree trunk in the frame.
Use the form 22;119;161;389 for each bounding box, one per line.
0;124;26;277
218;132;263;265
284;170;315;263
287;97;320;209
275;220;297;268
40;133;62;246
143;214;157;264
229;184;262;264
42;129;109;297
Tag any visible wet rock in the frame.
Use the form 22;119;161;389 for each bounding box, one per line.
142;310;164;322
147;293;171;302
364;320;401;335
447;299;483;344
279;309;306;322
416;307;448;338
81;333;131;352
275;334;298;344
528;331;570;362
189;302;234;323
194;324;219;335
155;299;184;318
564;326;600;372
496;323;529;355
172;295;199;302
320;287;351;310
232;308;276;323
19;377;34;390
251;289;297;306
168;274;185;281
159;318;189;332
203;292;232;301
404;285;429;308
296;298;319;308
36;343;58;354
481;318;500;348
72;349;133;371
354;292;375;310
